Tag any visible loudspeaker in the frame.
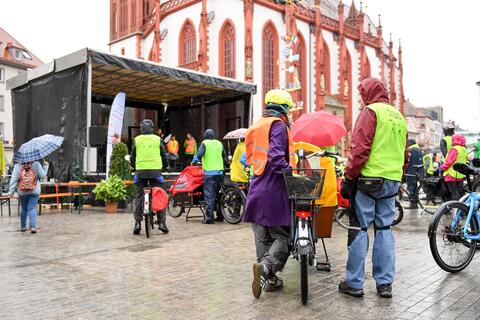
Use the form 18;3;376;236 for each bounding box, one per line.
89;126;108;146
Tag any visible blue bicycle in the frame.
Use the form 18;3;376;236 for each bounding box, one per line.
428;163;480;272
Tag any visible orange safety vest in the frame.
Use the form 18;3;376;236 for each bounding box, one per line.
245;117;296;176
184;139;196;154
167;140;179;154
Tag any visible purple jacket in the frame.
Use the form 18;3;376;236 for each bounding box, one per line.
243;121;291;227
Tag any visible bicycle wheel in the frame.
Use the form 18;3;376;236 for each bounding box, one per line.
145;213;151;238
416;183;442;214
428;202;478;273
392;200;403;226
300;254;308;305
167;195;183;218
220;187;246;224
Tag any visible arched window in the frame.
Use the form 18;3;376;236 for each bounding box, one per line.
119;0;128;33
179;20;197;65
262;22;279;100
297;33;307;112
322;40;331;93
219;20;236;78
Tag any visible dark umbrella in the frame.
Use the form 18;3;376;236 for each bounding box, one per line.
13;134;64;163
291;111;347;147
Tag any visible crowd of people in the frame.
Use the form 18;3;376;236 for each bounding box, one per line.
6;74;478;303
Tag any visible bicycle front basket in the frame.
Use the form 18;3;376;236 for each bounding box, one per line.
283;168;327;199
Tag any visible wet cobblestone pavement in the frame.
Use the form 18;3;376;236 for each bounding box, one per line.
1;205;480;320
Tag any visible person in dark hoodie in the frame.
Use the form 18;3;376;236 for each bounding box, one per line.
340;77;408;299
192;129;228;224
130;119;169;235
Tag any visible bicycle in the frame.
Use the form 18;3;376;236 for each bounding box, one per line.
284;168;326;305
399;167;444;215
142;181;168;238
220;180;247;224
335;199;404;229
428;163;480;272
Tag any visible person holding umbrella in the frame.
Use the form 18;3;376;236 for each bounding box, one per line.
7;134;63;233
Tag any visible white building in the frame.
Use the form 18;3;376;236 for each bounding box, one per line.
0;27;42;164
108;0;404;152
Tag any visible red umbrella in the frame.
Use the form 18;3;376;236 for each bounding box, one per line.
291;111;347;147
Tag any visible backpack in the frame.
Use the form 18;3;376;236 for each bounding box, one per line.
18;163;37;191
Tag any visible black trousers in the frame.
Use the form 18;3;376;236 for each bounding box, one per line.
446;181;464;201
134;178;166;223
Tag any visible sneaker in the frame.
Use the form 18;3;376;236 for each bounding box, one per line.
203;219;215;224
133;221;141;235
338;280;364;297
252;263;269;299
158;222;169;234
264;275;283;292
30;228;37;234
20;228;27;232
377;284;392;298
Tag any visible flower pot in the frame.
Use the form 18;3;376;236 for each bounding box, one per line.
105;202;118;213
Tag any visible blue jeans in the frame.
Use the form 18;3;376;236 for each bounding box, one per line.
203;174;223;220
345;180;400;289
19;194;39;229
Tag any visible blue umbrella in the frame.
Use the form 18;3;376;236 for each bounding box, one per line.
13;134;64;163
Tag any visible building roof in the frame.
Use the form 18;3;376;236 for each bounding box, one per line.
0;27;43;69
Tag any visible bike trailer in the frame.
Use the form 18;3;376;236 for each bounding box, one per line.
152;187;168;212
169;165;204;196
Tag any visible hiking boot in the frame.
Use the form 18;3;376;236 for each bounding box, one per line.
203;219;214;224
30;228;37;234
159;222;169;234
377;284;392;298
264;275;283;292
338;280;364;297
133;221;141;235
252;263;269;299
214;216;224;222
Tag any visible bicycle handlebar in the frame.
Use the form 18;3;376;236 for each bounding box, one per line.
305;150;340;159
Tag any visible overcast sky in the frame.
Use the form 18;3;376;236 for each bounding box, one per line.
2;0;480;130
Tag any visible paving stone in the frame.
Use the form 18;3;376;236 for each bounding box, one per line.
0;207;479;318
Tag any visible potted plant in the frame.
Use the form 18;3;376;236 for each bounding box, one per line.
109;142;135;209
93;176;127;213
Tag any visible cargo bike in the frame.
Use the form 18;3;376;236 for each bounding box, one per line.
284;168;327;305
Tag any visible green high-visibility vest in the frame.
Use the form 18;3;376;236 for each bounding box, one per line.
202;139;224;171
360;103;407;182
134;135;163;170
442;135;452;161
443;145;467;179
423;154;434;175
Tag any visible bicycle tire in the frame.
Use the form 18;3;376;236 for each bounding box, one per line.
167;195;183;218
300;254;308;305
428;202;478;273
392;200;403;226
145;214;151;238
220;187;245;224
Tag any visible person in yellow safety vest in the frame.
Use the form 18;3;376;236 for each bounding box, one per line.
130;119;169;235
440;122;455;161
244;89;296;300
441;134;467;200
166;135;179;169
423;152;434;177
183;132;197;167
192;129;228;224
230;139;249;183
339;77;408;299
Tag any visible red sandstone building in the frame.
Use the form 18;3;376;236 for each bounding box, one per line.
109;0;404;147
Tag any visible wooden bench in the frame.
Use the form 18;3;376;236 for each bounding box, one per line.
38;192;90;215
0;196;11;217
